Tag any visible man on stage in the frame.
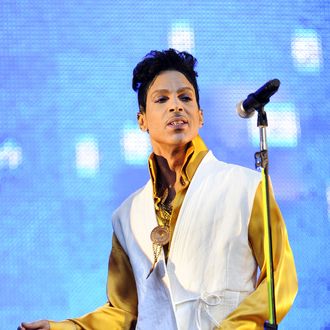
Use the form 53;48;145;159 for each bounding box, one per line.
20;48;297;330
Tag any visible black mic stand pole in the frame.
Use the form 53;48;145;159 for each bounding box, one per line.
253;105;278;330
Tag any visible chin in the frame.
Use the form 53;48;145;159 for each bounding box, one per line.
150;131;197;150
169;133;193;146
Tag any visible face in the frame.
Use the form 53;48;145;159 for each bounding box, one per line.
138;70;203;155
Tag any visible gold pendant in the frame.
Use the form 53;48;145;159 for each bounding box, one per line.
150;225;170;246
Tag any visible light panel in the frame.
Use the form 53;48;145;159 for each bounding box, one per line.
248;103;300;148
291;28;323;73
75;135;99;177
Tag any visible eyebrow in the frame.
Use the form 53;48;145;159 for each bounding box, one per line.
151;87;194;97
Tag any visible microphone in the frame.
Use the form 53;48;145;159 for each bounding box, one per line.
237;79;280;118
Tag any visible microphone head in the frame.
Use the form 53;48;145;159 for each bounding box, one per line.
236;101;255;119
262;78;280;100
269;78;280;90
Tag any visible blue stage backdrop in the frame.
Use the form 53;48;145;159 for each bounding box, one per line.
1;1;330;328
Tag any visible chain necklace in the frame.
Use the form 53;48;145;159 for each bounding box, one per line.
146;189;173;279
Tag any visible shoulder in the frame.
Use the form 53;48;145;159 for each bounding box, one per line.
201;151;260;183
111;182;150;250
112;183;149;220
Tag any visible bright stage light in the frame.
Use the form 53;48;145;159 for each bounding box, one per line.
248;103;300;148
120;121;151;165
291;29;323;73
168;20;195;53
0;138;23;170
75;135;100;177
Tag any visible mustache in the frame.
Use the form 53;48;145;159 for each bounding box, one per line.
166;115;188;125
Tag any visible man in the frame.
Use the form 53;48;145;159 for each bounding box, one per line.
20;49;297;330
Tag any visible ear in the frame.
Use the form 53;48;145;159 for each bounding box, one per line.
137;111;148;132
198;109;204;128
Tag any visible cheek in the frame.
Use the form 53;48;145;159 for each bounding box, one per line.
192;111;202;124
146;113;163;130
148;108;165;121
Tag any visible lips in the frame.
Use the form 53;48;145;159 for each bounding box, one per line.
167;117;188;127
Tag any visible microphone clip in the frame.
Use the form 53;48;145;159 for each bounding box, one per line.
254;150;268;170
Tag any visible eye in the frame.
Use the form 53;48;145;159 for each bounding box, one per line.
180;95;192;102
155;96;168;103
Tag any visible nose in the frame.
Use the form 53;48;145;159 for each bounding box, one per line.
169;97;183;112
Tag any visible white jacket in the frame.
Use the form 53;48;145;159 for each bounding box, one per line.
112;151;261;330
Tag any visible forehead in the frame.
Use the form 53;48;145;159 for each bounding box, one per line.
148;70;193;93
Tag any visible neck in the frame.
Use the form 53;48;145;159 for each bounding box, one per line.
153;144;187;172
153;144;188;194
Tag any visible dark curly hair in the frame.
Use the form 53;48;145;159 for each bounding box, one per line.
132;48;200;113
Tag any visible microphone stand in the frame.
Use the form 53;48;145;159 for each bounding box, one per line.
254;106;278;330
